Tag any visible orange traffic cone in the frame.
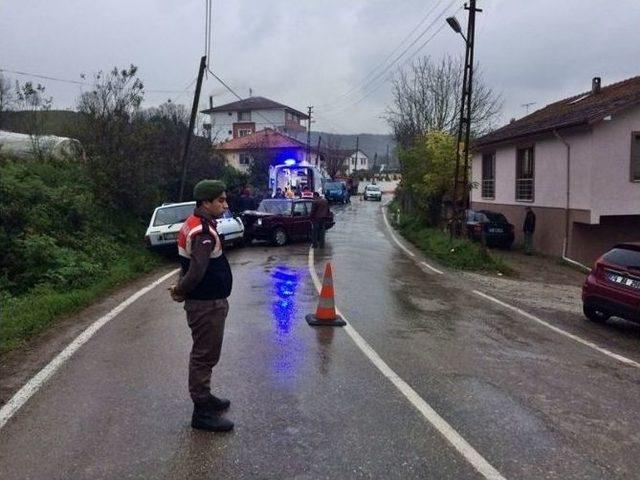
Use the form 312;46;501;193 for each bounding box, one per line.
306;262;346;327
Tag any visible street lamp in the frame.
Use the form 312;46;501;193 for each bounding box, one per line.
445;2;481;237
446;16;466;42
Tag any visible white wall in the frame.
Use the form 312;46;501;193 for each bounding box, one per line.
590;107;640;220
471;129;594;217
344;150;369;174
209;109;287;142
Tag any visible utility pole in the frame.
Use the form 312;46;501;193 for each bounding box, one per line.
315;135;322;167
451;0;482;234
306;106;313;163
354;136;359;175
179;55;207;202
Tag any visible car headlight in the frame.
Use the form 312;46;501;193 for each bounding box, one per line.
256;218;262;226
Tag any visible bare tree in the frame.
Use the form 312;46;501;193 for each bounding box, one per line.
0;73;14;129
385;55;502;148
322;135;345;179
14;81;53;159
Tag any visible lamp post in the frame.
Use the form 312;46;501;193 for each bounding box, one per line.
446;1;481;237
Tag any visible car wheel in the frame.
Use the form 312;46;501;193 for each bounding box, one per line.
272;227;287;247
583;304;610;323
234;237;246;248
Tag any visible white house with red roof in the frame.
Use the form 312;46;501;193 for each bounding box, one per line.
216;128;322;173
202;96;308;142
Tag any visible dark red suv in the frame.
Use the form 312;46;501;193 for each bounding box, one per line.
582;243;640;323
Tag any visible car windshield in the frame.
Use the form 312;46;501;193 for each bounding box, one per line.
366;186;381;191
257;199;292;215
153;204;194;226
602;247;640;268
325;182;343;190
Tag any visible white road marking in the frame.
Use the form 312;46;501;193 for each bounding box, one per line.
380;205;415;257
473;290;640;370
378;204;639;372
421;261;444;275
0;268;181;430
308;249;507;480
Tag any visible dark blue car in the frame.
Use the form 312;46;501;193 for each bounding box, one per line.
324;181;349;204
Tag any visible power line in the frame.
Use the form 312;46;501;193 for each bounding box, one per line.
316;0;444;109
0;67;198;94
320;0;457;112
323;18;452;115
205;67;279;131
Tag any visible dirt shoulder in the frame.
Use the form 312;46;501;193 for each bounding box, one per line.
462;249;587;315
0;265;178;407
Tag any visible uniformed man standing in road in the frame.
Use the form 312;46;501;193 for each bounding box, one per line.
169;180;234;432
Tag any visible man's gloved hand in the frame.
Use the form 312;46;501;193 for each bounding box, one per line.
169;285;185;303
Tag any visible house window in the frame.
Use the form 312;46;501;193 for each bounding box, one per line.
360;158;366;165
238;111;251;121
239;153;251;165
631;132;640;181
238;128;252;137
516;147;535;201
481;152;495;199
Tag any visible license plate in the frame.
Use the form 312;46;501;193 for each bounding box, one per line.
489;228;503;233
163;232;178;240
605;271;640;289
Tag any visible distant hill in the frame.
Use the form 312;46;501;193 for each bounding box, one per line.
1;111;402;170
290;131;399;169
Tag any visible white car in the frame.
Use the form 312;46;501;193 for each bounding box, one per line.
363;184;382;201
144;201;245;250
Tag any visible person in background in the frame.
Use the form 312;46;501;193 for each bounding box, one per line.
310;191;330;248
285;186;295;199
523;206;536;255
273;187;285;199
301;186;314;199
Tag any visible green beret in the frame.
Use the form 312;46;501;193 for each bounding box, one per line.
193;180;226;201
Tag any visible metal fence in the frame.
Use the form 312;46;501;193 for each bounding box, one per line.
516;178;534;201
481;179;495;199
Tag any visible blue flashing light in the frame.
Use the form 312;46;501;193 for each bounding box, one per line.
283;159;297;166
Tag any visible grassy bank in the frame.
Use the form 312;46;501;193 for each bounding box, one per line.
388;204;512;274
0;247;165;353
0;157;172;354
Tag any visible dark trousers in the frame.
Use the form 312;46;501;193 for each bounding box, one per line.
524;232;534;254
184;298;229;403
312;220;326;248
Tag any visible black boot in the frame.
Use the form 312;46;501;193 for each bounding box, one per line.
206;394;231;412
191;404;234;432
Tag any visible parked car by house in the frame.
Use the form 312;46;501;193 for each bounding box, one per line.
323;181;349;204
242;198;335;246
465;209;515;249
144;201;244;250
582;243;640;324
362;184;382;201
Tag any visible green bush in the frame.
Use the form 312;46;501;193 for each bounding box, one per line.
396;214;511;274
0;156;168;352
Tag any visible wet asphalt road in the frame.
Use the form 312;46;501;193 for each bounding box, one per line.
2;198;640;479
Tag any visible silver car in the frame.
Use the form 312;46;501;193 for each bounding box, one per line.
363;184;382;201
144;201;244;250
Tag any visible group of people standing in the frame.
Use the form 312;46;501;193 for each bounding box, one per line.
273;184;315;199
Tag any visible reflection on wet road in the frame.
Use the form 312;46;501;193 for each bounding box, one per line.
2;200;640;479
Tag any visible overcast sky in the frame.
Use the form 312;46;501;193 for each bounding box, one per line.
2;0;640;135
